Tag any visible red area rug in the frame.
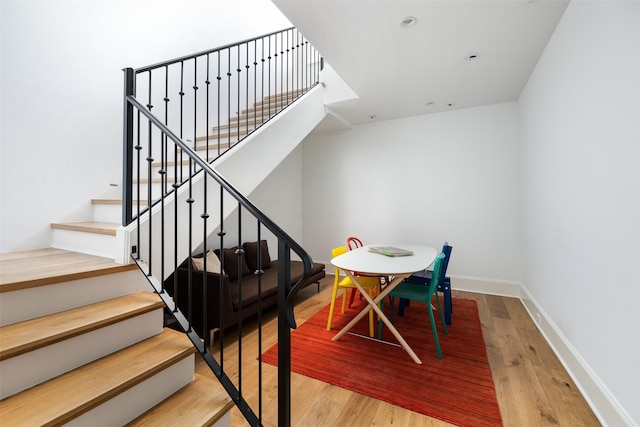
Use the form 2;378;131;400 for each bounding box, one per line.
262;297;502;427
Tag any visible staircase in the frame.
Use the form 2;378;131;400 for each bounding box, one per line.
48;88;313;260
0;85;327;425
0;248;233;425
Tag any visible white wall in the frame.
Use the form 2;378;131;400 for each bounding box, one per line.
243;145;304;258
200;144;305;259
250;146;304;244
0;0;291;252
302;102;522;286
519;1;640;425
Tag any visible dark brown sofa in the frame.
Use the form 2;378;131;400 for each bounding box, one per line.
164;240;325;341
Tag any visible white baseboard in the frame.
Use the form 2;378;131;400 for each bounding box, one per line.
519;286;634;427
448;274;521;297
454;275;633;427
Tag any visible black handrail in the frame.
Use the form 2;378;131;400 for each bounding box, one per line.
122;27;321;426
134;27;297;74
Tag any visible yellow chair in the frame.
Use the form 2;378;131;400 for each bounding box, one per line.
327;246;381;337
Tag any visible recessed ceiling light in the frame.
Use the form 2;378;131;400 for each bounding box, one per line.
425;101;435;106
446;102;455;107
400;16;417;28
368;114;377;119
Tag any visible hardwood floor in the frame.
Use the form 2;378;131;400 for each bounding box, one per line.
196;277;600;426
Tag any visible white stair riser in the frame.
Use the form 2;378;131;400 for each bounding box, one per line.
0;310;163;399
52;229;117;259
91;202;166;223
128;183;165;200
214;412;232;427
65;355;195;427
141;168;216;185
93;203;122;223
0;270;150;326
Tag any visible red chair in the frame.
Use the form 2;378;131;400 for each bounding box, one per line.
346;237;366;307
347;236;364;250
346;236;388;307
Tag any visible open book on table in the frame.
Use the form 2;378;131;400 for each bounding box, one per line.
368;246;414;257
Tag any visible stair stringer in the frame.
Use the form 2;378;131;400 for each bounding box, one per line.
116;85;327;282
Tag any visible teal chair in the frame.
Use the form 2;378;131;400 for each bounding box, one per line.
377;252;448;359
399;242;453;324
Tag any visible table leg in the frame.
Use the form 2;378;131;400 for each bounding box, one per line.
332;271;422;364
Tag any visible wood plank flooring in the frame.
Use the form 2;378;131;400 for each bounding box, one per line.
196;276;600;426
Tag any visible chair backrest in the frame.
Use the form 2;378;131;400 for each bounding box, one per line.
428;252;446;297
346;236;363;250
331;246;348;278
440;242;453;281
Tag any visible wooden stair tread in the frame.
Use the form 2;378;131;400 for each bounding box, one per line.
211;122;258;132
150;159;195;168
149;159;220;169
263;88;308;100
50;221;119;236
0;248;136;291
231;107;283;121
146;88;309;166
177;141;231;151
0;328;194;426
0;291;163;360
194;132;244;142
251;99;293;109
91;198;122;205
126;373;233;426
177;89;309;159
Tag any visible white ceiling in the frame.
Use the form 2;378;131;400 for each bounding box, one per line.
272;0;570;130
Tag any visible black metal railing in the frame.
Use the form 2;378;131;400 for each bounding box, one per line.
123;27;321;226
122;28;321;426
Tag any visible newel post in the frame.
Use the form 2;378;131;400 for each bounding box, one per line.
277;239;292;427
122;67;135;226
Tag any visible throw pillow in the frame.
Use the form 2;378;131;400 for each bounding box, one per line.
191;250;221;274
214;246;251;280
243;240;272;271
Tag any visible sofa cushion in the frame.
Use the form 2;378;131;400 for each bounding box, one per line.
191;250;221;274
243;240;272;271
215;246;250;280
230;261;280;310
229;260;326;310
